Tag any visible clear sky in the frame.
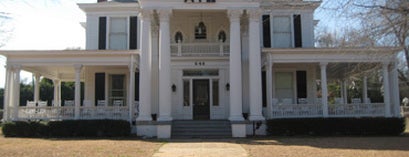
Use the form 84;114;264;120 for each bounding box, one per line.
0;0;340;88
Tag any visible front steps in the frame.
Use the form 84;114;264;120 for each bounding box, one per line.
172;120;232;138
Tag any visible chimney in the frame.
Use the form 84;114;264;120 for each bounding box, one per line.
98;0;107;3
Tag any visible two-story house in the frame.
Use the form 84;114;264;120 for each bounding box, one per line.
1;0;402;138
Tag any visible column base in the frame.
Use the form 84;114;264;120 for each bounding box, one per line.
229;115;244;121
231;124;246;137
248;115;265;121
157;116;173;122
136;115;153;121
157;124;172;139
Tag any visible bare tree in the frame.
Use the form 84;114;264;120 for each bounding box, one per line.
320;0;409;86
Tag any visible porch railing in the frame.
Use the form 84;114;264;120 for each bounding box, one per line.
271;103;386;118
15;101;139;121
170;42;229;57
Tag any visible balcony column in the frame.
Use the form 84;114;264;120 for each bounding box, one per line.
34;73;41;103
74;64;82;119
228;9;244;122
158;9;173;122
382;62;391;117
128;55;136;122
266;55;273;119
320;62;328;117
12;65;21;120
53;79;61;106
343;79;348;104
248;9;265;121
3;65;12;121
137;9;153;121
362;76;368;103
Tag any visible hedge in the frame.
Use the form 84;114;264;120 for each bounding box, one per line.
2;120;130;137
267;118;406;136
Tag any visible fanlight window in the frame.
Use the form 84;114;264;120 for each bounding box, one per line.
175;31;183;43
195;22;207;39
218;31;226;42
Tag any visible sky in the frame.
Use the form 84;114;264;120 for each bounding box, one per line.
0;0;341;88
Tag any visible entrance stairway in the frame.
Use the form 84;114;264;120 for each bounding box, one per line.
172;120;232;138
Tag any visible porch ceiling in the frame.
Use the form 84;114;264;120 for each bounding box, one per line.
0;50;140;81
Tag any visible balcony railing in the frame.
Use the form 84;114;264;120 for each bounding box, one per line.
170;42;229;57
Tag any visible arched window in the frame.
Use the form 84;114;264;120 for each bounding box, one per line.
195;22;207;39
175;31;183;43
218;31;226;43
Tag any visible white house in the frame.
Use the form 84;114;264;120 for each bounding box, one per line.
0;0;402;138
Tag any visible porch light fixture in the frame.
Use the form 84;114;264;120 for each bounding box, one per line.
225;83;230;91
172;84;177;92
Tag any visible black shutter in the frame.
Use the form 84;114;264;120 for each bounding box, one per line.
262;71;267;107
135;72;139;101
95;73;105;106
98;17;107;50
129;16;138;50
293;14;302;48
296;71;307;100
262;15;271;48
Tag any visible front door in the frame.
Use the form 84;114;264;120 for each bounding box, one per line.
193;79;210;120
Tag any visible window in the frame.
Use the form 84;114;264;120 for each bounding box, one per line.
109;17;128;50
273;16;292;48
218;31;226;42
109;74;126;106
195;22;207;39
212;80;219;106
275;72;294;103
175;31;183;43
183;80;190;106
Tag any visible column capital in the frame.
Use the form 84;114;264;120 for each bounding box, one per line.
74;64;83;72
247;9;262;21
12;64;22;71
228;9;243;22
157;9;172;22
382;61;390;67
33;73;41;79
139;9;154;20
320;62;328;67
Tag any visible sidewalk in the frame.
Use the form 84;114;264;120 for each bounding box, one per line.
152;141;248;157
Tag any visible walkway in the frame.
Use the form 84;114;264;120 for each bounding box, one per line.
152;141;248;157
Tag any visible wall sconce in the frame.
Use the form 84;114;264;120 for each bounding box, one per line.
172;84;177;92
225;83;230;91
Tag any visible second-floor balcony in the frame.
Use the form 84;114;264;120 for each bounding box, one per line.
170;42;230;57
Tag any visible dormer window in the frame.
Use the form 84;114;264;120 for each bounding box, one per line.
195;22;207;39
218;31;226;43
175;31;183;43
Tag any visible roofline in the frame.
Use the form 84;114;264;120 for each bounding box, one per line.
262;47;402;54
0;50;140;57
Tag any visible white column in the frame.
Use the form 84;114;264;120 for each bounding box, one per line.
3;65;11;121
228;9;244;121
158;9;173;121
362;76;368;104
343;79;348;104
137;9;153;121
74;64;82;119
266;56;273;119
128;55;136;122
391;62;401;117
382;62;391;117
320;62;328;117
53;79;61;106
248;9;265;121
34;73;41;103
12;65;21;120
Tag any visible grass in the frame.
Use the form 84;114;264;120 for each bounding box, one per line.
0;118;408;157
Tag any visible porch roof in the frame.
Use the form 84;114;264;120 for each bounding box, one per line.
262;47;401;64
0;50;140;81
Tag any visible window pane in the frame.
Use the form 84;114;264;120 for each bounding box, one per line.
273;16;292;48
275;72;294;102
110;17;127;33
109;34;127;50
109;17;127;50
212;80;219;106
273;16;291;32
183;80;190;106
273;33;292;48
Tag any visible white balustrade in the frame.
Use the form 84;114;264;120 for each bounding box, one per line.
16;101;141;121
271;104;323;118
170;43;229;56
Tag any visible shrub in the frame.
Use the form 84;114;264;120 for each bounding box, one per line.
2;120;130;137
267;118;406;136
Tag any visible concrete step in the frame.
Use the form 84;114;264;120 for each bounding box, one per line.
172;120;232;138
